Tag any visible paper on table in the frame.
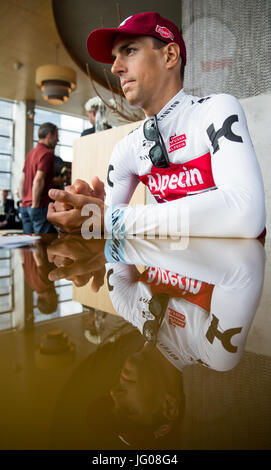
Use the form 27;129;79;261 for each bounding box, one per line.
0;235;40;248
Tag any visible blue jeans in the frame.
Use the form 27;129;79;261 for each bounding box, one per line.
20;206;57;234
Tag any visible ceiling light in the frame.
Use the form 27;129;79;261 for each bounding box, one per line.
36;64;76;105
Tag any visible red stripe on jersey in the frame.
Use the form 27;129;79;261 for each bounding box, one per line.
139;152;216;203
138;267;214;312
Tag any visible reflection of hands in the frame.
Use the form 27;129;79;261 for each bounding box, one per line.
47;235;106;291
48;178;106;234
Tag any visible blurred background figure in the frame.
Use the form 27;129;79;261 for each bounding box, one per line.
53;155;71;190
18;122;58;234
81;97;111;137
0;189;22;230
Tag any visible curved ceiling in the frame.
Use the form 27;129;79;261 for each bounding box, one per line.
52;0;182;93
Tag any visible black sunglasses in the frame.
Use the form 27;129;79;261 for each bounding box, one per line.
143;293;169;346
143;115;170;168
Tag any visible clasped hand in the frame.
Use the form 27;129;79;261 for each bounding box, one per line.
47;177;106;234
47;234;106;291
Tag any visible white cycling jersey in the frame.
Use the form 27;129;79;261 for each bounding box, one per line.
105;238;265;372
104;89;266;238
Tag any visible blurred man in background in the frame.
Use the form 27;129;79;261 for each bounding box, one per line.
0;189;22;230
19;122;58;234
81;98;112;137
81;100;97;137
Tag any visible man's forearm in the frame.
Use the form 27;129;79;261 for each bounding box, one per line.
18;177;25;200
52;176;65;186
104;184;265;239
32;177;45;208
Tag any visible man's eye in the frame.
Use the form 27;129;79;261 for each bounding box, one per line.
126;47;136;55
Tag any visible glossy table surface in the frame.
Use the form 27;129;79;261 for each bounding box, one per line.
0;234;270;450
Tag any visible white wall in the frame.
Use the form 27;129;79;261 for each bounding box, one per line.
240;93;271;237
240;94;271;356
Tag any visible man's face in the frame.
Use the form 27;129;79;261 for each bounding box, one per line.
87;110;96;126
111;35;167;114
110;348;165;426
0;190;8;202
47;130;58;150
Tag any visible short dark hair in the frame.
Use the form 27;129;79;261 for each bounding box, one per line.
37;288;58;314
150;36;185;81
38;122;57;139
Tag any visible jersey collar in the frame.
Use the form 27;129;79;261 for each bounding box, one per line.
156;88;187;123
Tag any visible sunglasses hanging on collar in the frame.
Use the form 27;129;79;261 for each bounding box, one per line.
143;292;170;346
143;115;170;168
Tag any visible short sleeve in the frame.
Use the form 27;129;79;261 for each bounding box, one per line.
37;151;54;174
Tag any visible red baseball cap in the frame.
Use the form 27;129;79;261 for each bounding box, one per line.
87;11;187;66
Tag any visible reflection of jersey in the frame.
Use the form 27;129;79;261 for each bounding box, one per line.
105;238;265;372
139;267;214;312
105;89;265;238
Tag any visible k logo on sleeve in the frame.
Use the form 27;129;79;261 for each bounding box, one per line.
206;314;242;353
207;114;243;154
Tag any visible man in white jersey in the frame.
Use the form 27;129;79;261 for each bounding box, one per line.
47;12;266;238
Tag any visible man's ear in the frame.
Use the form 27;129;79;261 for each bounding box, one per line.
165;43;181;70
161;393;180;421
153;394;180;440
153;422;173;439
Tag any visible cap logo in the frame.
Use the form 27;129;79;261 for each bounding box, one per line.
119;16;133;27
155;25;174;41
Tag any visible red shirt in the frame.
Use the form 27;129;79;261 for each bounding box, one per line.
22;142;55;207
22;250;53;293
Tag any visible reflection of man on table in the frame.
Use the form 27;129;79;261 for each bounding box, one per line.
20;238;58;314
105;237;265;371
106;237;265;447
46;235;265;449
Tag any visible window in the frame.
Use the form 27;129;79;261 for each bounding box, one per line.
0;249;13;331
33;278;84;323
0;99;15;191
33;107;88;163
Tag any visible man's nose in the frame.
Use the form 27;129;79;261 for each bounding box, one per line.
111;55;125;75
